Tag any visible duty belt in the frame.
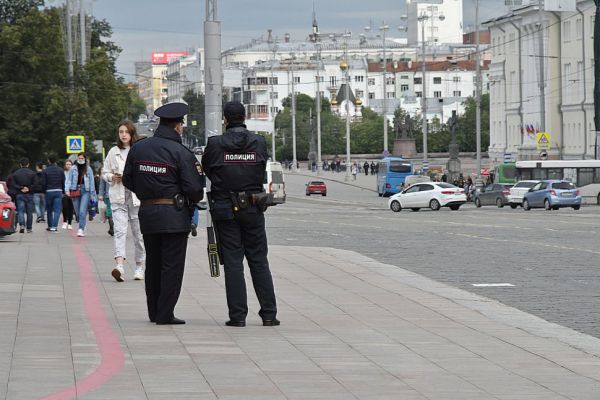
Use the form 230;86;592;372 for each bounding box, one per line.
141;198;177;206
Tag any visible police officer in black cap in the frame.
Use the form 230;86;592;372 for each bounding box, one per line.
202;101;279;327
123;102;205;325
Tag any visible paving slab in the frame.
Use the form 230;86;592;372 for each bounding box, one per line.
0;221;599;399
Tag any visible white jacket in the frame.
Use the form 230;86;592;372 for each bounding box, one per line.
102;146;140;206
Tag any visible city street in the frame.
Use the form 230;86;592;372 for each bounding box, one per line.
270;172;600;339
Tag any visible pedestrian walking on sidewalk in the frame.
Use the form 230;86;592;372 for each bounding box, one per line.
202;101;279;328
11;158;36;233
42;156;65;232
123;102;205;325
65;153;97;237
363;161;369;176
61;159;74;230
370;161;376;175
103;120;146;282
32;162;46;223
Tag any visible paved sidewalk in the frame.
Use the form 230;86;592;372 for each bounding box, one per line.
1;222;599;399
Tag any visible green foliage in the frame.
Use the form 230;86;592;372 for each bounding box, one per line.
0;0;43;25
0;7;145;177
456;94;490;152
183;90;205;146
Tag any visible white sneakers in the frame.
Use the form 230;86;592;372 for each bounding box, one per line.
134;267;145;281
77;229;85;237
62;222;67;229
112;265;144;282
111;265;125;282
67;224;73;230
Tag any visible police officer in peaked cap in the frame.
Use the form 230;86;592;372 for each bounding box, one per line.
202;101;279;327
123;102;205;325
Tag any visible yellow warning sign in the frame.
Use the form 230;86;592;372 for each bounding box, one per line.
536;132;550;150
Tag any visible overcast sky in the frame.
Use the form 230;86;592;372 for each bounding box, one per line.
85;0;503;81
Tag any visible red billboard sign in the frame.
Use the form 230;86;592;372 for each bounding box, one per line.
151;51;189;64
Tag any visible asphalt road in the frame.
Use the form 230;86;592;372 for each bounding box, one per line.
266;173;600;338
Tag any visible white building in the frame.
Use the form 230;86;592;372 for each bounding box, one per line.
166;52;202;103
406;0;464;46
484;0;595;164
137;64;167;115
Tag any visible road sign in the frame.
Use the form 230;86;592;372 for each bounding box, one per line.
539;150;548;160
383;149;389;157
503;152;512;163
422;160;429;171
66;136;85;154
536;132;551;150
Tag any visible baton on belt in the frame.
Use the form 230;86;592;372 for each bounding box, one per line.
205;192;222;277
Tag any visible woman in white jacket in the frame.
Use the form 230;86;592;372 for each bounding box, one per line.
102;120;146;281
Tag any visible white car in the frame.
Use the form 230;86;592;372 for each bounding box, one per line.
507;180;539;208
388;182;467;212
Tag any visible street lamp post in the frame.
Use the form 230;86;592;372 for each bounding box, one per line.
316;42;323;175
417;10;444;171
380;22;390;156
290;54;297;172
341;50;351;182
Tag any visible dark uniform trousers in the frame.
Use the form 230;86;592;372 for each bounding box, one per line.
143;232;189;323
214;206;277;322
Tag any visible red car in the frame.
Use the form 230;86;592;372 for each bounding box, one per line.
306;180;327;196
0;181;17;236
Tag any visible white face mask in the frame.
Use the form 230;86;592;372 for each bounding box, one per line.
77;159;85;165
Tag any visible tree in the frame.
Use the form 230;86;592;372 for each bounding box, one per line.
0;6;145;177
183;90;205;146
0;0;43;25
456;94;490;152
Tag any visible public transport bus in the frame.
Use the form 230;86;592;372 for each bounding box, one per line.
376;157;413;197
515;160;600;204
494;162;517;184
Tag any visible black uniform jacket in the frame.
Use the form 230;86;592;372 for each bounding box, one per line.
123;125;205;234
202;124;268;201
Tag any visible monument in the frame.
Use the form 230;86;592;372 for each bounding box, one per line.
393;114;417;158
446;110;461;181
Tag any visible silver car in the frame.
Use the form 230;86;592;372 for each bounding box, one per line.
507;180;540;208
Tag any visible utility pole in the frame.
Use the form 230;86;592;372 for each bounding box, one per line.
291;57;297;171
316;43;322;175
204;0;223;140
79;0;86;66
537;0;546;133
341;42;351;182
594;0;600;159
475;0;482;177
269;46;277;161
380;22;389;156
420;17;428;167
66;0;74;89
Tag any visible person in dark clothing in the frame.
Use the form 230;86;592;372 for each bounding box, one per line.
123;102;205;325
363;161;369;176
11;158;36;233
32;162;46;223
42;156;65;231
61;159;75;229
370;161;376;175
202;101;279;328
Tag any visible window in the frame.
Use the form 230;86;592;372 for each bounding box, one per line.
433;91;442;98
404;185;420;193
564;63;572;101
547;169;563;180
270;92;278;99
401;84;409;92
453;91;461;97
354;75;364;82
294;76;300;84
386;77;395;85
355;90;364;98
578;168;594;186
433;77;442;84
419;184;434;192
509;33;516;52
595;168;600;183
390;161;412;173
330;76;337;86
387;92;396;99
452;76;461;83
269;77;278;85
415;91;422;98
414;77;422;85
576;18;583;40
368;92;375;99
270;106;279;114
563;20;571;42
368;78;375;86
400;75;409;80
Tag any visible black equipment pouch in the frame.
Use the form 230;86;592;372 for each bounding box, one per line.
251;192;275;212
237;191;249;209
174;194;186;210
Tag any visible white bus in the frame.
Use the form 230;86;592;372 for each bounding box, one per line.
515;160;600;205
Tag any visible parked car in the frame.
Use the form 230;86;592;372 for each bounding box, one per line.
306;180;327;196
507;180;540;208
388;182;466;212
474;183;513;208
0;181;17;236
522;180;581;211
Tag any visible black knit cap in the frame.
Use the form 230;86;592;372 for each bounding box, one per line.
223;101;246;121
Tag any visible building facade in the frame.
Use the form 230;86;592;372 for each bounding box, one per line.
484;0;595;164
406;0;464;45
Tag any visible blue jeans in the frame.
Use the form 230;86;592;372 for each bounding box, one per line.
16;193;34;230
192;208;199;227
71;190;91;230
45;191;63;229
33;193;46;220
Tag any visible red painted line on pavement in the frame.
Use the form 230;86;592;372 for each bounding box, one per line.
40;243;124;400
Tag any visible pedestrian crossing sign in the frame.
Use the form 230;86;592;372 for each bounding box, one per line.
536;132;550;150
66;135;85;154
